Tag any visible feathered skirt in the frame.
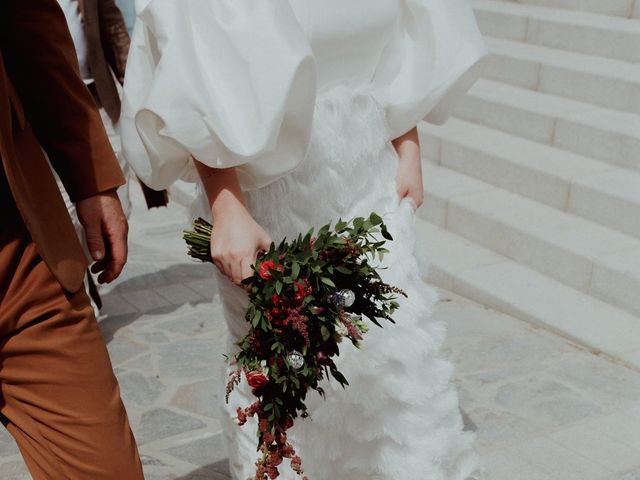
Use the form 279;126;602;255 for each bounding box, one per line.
208;87;477;480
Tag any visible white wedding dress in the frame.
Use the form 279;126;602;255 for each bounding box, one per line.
121;1;487;479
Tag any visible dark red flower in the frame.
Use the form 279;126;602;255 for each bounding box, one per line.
259;260;283;280
282;416;294;430
290;456;303;474
236;407;247;426
271;293;281;306
293;279;310;303
259;418;269;433
263;430;276;445
246;370;269;394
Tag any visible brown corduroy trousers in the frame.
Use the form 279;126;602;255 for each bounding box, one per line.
0;176;143;479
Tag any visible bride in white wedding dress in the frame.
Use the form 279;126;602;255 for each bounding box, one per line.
121;1;486;478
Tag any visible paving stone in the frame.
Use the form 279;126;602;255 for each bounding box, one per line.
117;371;166;409
465;405;544;448
106;335;150;366
170;379;221;419
156;310;225;337
137;408;207;445
121;353;155;373
163;434;227;466
0;460;32;480
0;428;19;457
618;468;640;480
100;292;139;316
184;279;217;299
154;284;206;306
161;263;215;283
494;375;604;427
120;289;172;313
137;331;172;345
155;339;222;380
112;262;175;293
141;454;167;467
546;353;640;409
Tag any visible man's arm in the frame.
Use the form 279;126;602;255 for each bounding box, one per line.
99;0;131;84
0;0;124;202
0;0;128;283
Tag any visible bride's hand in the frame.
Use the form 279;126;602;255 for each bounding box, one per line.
392;126;424;208
210;192;272;285
194;162;272;285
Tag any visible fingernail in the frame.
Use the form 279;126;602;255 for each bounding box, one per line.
94;251;104;260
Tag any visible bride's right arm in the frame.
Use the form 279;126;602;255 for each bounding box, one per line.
194;161;272;286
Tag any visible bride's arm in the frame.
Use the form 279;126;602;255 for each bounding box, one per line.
195;161;272;285
392;127;424;208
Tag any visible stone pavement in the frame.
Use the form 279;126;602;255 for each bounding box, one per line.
1;188;640;480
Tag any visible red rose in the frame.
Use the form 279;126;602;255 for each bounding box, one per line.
293;280;308;302
259;260;284;280
246;370;269;394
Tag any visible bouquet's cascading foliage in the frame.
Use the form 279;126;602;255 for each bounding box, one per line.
184;213;405;480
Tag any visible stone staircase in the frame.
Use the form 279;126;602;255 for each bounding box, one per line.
419;0;640;367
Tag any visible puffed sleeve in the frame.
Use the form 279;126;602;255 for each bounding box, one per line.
374;0;487;139
120;0;316;191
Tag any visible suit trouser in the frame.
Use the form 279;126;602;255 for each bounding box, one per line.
0;194;143;478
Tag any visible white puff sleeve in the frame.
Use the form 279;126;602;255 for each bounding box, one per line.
374;0;487;139
120;0;316;191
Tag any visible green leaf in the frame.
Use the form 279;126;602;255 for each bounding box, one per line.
251;310;262;327
275;280;283;294
331;370;349;387
291;262;300;279
369;212;383;225
321;325;330;342
321;277;336;287
335;266;352;275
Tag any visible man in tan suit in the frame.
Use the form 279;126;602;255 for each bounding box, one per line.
0;1;143;478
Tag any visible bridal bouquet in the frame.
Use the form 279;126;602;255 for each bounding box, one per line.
184;214;405;480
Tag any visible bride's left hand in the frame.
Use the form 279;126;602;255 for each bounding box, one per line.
392;127;424;208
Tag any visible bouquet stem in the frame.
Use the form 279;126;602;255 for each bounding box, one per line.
183;218;213;263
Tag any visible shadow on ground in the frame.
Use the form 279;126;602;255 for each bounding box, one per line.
98;263;214;344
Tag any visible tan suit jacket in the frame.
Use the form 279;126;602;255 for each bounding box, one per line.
0;0;125;292
79;0;131;123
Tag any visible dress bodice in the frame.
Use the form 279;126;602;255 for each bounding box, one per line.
289;0;401;92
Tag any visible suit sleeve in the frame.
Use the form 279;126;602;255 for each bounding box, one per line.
0;0;125;202
99;0;131;83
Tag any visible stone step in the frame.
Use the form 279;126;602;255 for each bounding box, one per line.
454;79;640;171
417;218;640;369
421;118;640;240
420;162;640;319
496;0;639;18
483;37;640;114
474;0;640;62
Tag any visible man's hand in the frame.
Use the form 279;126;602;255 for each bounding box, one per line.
76;189;129;284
